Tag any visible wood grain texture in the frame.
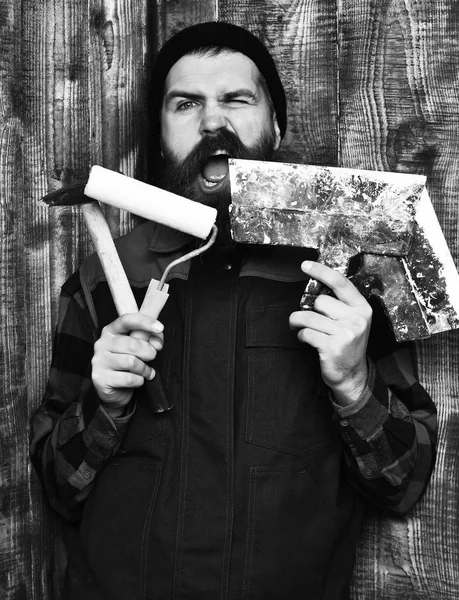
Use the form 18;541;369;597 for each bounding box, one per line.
21;2;92;598
154;0;216;46
220;0;339;166
21;4;74;596
87;0;149;237
0;3;31;599
338;1;459;598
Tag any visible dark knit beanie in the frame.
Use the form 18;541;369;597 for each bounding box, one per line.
148;21;287;153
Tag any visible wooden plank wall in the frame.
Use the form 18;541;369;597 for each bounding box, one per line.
1;0;458;597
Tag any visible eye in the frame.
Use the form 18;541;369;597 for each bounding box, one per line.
227;97;250;106
177;100;199;111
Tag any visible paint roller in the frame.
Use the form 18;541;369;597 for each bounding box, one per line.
43;166;218;412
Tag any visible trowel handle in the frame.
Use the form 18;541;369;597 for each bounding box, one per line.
300;278;327;310
299;248;357;309
299;256;350;309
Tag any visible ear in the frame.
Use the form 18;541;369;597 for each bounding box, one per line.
272;113;281;150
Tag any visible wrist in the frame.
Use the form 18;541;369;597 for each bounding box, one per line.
328;363;369;408
99;399;131;419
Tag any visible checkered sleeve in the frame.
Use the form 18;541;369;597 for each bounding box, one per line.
29;272;133;521
332;338;437;515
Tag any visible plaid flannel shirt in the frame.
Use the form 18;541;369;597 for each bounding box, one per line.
30;224;437;521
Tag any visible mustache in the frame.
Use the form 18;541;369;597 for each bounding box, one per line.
158;128;275;196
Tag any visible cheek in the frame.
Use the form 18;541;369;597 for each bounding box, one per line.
161;118;196;162
232;111;272;146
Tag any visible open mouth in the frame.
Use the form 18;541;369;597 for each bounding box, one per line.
198;150;230;193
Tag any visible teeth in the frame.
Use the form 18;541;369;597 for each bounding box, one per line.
204;179;218;188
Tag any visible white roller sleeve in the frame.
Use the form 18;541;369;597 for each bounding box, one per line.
84;165;217;240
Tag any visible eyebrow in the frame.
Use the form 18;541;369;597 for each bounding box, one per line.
223;89;258;102
164;88;259;105
164;91;204;104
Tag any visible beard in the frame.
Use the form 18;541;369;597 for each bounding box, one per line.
158;126;278;249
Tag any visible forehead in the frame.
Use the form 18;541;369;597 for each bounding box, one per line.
163;51;263;96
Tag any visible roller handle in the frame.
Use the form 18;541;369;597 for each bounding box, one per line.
81;202;172;413
132;280;172;413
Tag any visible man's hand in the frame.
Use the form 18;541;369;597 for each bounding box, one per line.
289;261;372;406
91;313;164;415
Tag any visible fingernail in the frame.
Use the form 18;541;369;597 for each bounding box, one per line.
302;260;313;270
148;368;156;380
151;321;164;333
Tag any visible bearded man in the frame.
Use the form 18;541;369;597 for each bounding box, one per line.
30;22;436;600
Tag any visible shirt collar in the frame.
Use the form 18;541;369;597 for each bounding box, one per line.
148;222;193;253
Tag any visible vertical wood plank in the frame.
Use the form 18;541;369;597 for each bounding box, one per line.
219;0;338;166
338;1;459;598
22;1;93;597
0;1;31;597
87;0;149;237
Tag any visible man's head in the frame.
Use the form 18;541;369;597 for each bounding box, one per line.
149;22;287;217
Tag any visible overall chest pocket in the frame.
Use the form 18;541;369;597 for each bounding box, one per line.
244;305;337;457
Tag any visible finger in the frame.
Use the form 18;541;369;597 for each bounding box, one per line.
106;314;164;336
296;327;329;349
312;294;354;320
95;334;158;363
289;310;337;335
149;332;164;351
314;295;373;332
301;261;367;307
97;369;149;390
93;349;156;379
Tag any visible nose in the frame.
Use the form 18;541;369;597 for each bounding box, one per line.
199;104;228;136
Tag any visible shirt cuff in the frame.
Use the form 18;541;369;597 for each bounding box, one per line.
331;385;372;418
82;399;136;470
330;358;375;417
98;398;136;429
331;358;390;440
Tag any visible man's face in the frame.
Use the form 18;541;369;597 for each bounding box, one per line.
159;51;281;208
